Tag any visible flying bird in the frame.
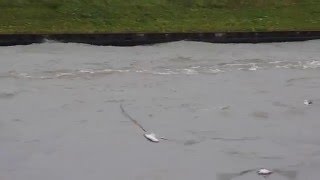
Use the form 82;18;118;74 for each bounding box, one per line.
120;104;165;143
119;104;206;145
304;99;312;105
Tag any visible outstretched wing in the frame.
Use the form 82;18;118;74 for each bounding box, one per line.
239;169;256;175
120;104;147;132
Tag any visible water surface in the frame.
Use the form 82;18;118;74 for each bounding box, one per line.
1;40;320;180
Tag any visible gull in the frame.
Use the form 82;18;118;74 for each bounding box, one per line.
120;104;204;145
304;99;312;105
217;168;297;180
120;104;166;143
257;168;273;176
143;133;160;143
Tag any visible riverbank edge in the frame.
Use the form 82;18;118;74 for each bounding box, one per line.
1;31;320;46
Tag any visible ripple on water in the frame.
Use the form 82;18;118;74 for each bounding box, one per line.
1;58;319;79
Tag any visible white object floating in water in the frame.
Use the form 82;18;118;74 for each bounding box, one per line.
257;168;273;176
304;100;312;105
144;133;159;143
220;106;230;110
218;167;296;180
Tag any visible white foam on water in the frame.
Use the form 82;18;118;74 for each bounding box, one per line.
190;66;201;69
181;68;198;75
209;69;224;73
56;73;74;77
248;64;259;71
135;70;147;73
79;69;95;74
151;70;179;75
224;63;250;66
1;40;320;80
303;60;320;69
39;76;51;79
101;69;130;73
269;61;284;64
18;73;31;78
152;72;174;75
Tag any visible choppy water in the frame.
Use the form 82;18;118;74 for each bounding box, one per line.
1;40;320;180
0;40;320;79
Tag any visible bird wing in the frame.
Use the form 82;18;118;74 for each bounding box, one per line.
239;169;256;175
120;104;147;132
217;169;255;180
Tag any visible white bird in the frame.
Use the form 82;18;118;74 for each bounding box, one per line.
304;99;312;105
257;168;273;176
144;133;159;143
120;104;166;143
217;168;296;180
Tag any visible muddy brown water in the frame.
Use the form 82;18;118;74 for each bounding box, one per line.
1;40;320;180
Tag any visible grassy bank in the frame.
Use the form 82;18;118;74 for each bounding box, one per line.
0;0;319;33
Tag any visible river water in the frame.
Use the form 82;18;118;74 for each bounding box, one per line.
1;40;320;180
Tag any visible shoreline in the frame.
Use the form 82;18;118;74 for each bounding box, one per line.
1;31;320;46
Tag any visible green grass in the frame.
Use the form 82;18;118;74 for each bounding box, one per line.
0;0;319;33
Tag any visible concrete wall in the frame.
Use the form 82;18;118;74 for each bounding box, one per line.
1;31;320;46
